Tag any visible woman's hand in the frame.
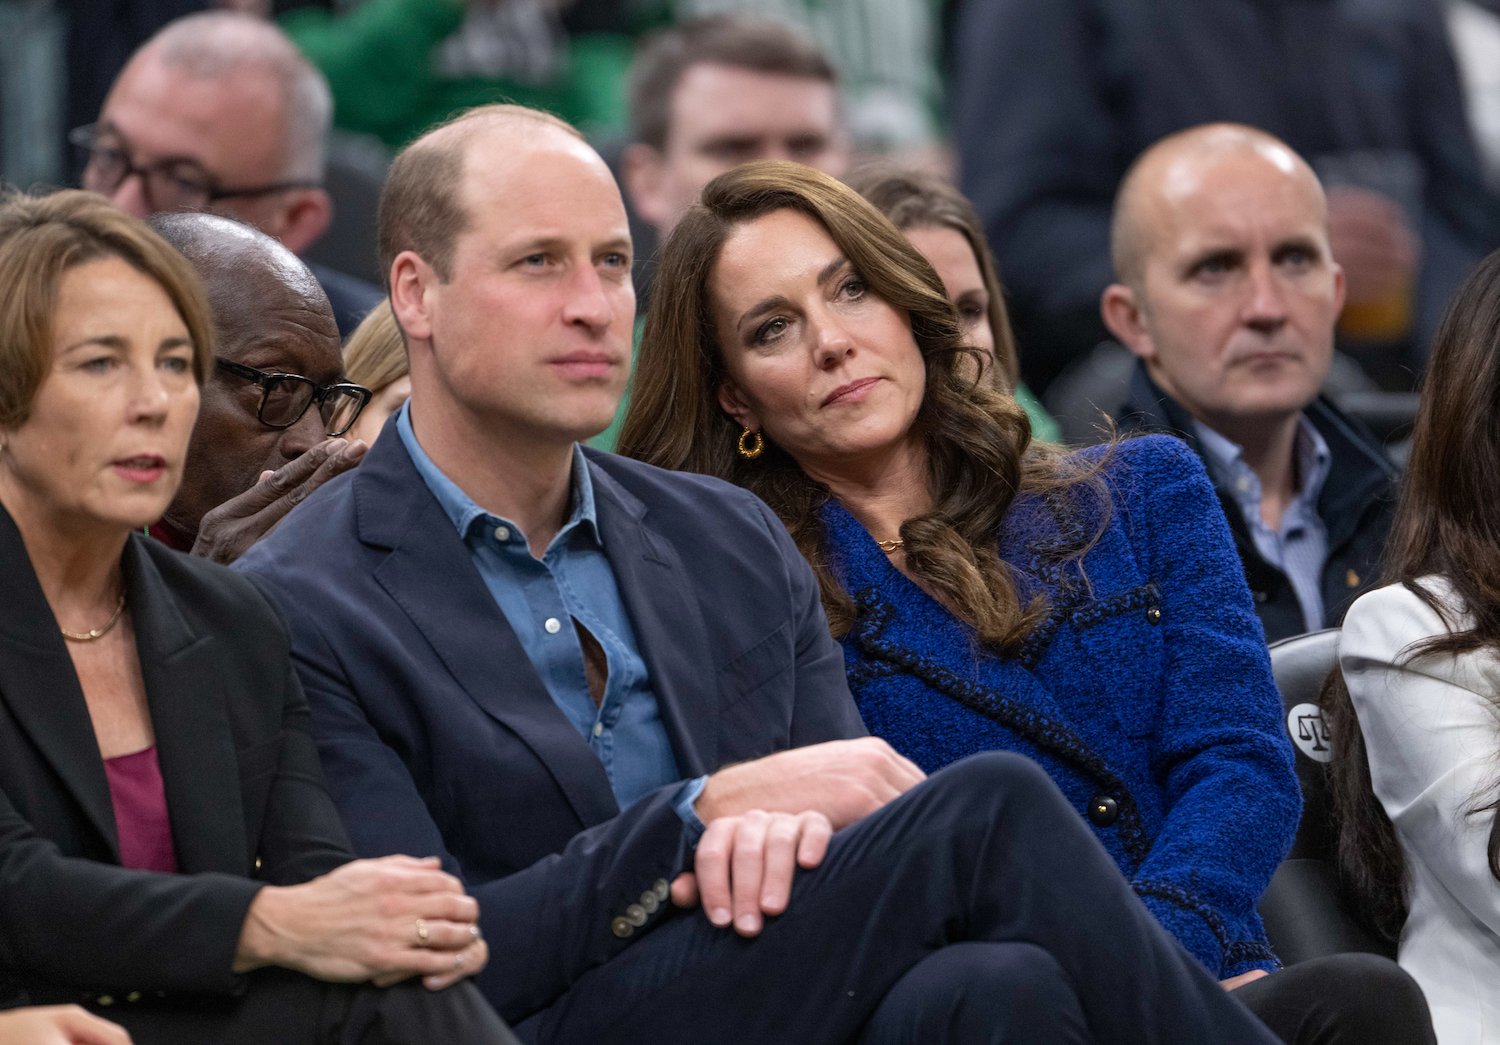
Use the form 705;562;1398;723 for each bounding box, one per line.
0;1005;132;1044
234;854;487;990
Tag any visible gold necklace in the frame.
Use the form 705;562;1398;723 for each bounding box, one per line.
875;537;905;554
59;593;126;643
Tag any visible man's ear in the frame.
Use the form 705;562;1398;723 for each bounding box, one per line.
270;187;333;255
1100;282;1155;361
620;142;675;232
716;380;760;432
389;250;436;344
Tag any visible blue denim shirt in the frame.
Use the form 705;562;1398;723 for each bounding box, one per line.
397;404;706;820
1194;416;1332;632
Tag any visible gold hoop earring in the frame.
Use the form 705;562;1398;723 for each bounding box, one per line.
737;427;764;460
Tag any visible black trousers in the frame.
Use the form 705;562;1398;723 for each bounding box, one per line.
85;967;515;1044
525;752;1282;1045
1234;954;1436;1045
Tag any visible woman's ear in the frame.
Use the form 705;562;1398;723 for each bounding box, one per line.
716;381;760;431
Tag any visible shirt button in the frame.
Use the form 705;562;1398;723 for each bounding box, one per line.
593;721;604;737
544;617;562;634
1088;795;1120;827
493;525;510;542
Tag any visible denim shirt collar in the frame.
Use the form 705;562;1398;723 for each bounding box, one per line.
395;400;601;550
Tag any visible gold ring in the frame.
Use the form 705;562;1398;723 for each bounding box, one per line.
415;918;430;945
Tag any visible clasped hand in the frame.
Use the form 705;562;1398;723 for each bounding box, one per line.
675;738;926;937
236;855;486;991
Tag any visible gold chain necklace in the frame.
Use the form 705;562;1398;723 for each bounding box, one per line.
59;594;126;643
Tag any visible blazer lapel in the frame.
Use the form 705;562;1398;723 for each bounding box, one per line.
590;463;718;777
0;508;117;857
124;538;248;875
357;435;618;830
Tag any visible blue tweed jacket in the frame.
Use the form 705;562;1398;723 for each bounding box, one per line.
825;434;1300;977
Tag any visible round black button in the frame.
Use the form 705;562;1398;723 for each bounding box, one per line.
1145;606;1162;625
1088;795;1119;827
1253;590;1269;604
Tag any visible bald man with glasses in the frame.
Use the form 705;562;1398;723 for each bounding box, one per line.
145;212;372;565
76;10;381;337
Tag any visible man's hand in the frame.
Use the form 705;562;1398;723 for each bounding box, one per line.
1325;187;1419;305
695;737;926;829
670;810;831;937
0;1006;132;1044
191;437;366;564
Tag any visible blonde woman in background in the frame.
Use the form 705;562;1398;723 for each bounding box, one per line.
343;301;410;446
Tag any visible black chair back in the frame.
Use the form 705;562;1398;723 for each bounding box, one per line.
1259;629;1396;963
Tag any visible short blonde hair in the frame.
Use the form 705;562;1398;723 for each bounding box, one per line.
0;189;214;427
342;299;407;394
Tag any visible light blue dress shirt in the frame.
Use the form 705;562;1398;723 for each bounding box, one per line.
396;403;705;818
1193;416;1332;632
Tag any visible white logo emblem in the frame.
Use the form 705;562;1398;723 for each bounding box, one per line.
1288;702;1333;763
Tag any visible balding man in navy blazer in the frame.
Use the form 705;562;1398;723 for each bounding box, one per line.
237;103;1283;1045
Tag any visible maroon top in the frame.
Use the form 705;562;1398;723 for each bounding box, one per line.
146;521;193;553
104;746;178;873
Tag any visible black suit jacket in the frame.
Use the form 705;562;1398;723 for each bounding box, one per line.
0;509;353;1008
235;429;867;1023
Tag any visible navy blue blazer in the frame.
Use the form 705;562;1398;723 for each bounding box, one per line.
235;428;866;1023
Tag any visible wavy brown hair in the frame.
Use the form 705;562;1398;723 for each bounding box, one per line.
847;164;1020;391
1323;245;1500;939
617;161;1103;652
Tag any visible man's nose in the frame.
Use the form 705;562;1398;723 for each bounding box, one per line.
563;266;617;332
1243;261;1289;331
108;174;154;219
278;405;328;461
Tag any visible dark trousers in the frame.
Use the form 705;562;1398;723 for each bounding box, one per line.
526;752;1281;1045
1234;954;1436;1045
87;967;515;1044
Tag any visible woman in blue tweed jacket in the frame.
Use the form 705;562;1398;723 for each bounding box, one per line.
619;161;1434;1044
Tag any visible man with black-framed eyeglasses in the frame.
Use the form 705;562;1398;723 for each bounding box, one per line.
83;10;381;337
146;212;372;565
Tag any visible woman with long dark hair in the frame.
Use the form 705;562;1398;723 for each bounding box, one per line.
620;160;1434;1045
1329;247;1500;1045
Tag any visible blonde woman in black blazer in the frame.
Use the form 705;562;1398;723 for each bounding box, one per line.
0;191;513;1044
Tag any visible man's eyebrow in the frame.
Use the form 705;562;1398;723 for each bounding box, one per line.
94;120;206;168
1273;235;1325;256
1178;245;1243;272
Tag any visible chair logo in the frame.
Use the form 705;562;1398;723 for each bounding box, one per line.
1287;702;1333;763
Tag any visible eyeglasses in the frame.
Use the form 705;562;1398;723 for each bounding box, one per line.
70;124;321;213
216;359;372;438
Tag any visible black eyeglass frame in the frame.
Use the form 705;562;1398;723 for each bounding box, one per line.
215;358;372;438
70;123;323;210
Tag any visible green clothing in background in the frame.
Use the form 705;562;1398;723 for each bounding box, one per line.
282;0;633;151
